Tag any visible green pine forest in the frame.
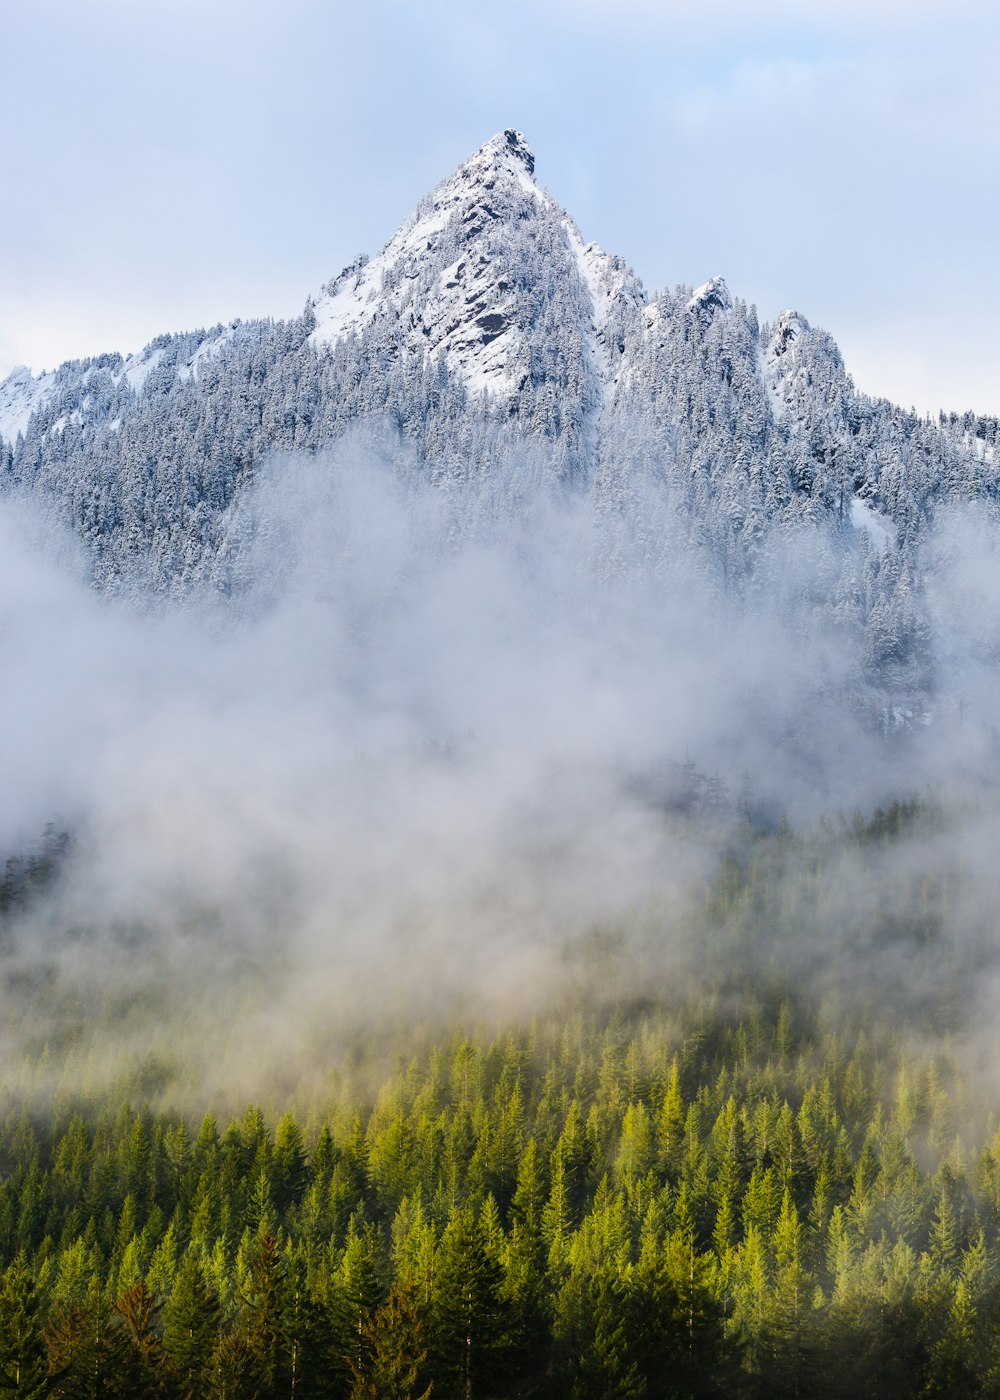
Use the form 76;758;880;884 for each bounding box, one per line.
1;801;999;1398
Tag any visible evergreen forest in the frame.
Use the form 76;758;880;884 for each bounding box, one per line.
1;802;998;1398
5;127;1000;1400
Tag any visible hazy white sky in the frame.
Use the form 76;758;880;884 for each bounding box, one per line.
1;0;997;417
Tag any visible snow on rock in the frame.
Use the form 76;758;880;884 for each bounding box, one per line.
114;346;164;396
177;323;240;382
309;254;375;345
560;216;646;418
768;309;809;360
311;130;546;373
310;129;636;414
763;310;812;424
0;365;56;443
562;220;640;335
309;127;653;438
687;276;732;325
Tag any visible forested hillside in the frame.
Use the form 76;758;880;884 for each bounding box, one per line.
2;131;1000;1397
2;133;998;697
0;982;994;1397
0;805;999;1397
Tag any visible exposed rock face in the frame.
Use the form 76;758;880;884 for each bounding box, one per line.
1;129;996;701
687;276;733;326
309;128;640;434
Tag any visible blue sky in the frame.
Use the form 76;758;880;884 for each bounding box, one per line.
1;0;997;416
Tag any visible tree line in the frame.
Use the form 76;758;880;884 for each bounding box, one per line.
0;985;997;1397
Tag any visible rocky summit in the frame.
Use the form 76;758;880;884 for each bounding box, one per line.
1;132;997;698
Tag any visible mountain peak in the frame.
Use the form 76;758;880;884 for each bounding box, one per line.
306;129;653;426
475;128;535;176
438;129;539;206
769;309;810;359
687;276;732;324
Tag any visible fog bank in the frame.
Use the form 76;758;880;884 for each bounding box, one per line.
2;444;998;1105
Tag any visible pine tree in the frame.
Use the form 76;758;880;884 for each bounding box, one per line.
541;1145;573;1276
550;1263;644;1400
162;1253;221;1399
348;1286;432;1400
273;1114;309;1216
762;1189;816;1399
280;1247;332;1400
657;1061;685;1177
239;1228;285;1396
112;1281;163;1398
336;1221;385;1386
0;1253;48;1397
430;1207;504;1400
46;1277;124;1400
500;1219;549;1394
205;1334;258;1400
510;1139;545;1233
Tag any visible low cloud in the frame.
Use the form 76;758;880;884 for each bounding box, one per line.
1;442;999;1107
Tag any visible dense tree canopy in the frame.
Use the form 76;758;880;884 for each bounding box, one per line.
0;807;997;1398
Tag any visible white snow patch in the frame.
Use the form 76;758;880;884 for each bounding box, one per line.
763;311;811;426
850;496;894;551
761;345;787;426
311;203;454;349
114;347;163;396
562;221;612;332
561;219;614;423
963;429;996;467
48;409;86;438
458;330;519;398
312;257;383;348
0;365;56;443
177;325;239;383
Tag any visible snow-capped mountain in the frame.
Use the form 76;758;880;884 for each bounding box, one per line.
310;130;642;426
1;131;997;690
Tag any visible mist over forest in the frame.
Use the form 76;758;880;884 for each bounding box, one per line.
2;440;1000;1109
4;129;1000;1397
4;445;1000;1398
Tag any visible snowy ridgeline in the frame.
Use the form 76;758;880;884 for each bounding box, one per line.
1;131;998;695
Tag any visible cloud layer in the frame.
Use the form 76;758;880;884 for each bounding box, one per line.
2;445;1000;1107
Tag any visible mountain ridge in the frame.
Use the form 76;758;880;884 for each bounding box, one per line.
0;130;839;453
1;130;997;703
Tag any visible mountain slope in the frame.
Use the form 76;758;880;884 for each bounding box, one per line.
310;130;643;438
1;131;997;692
